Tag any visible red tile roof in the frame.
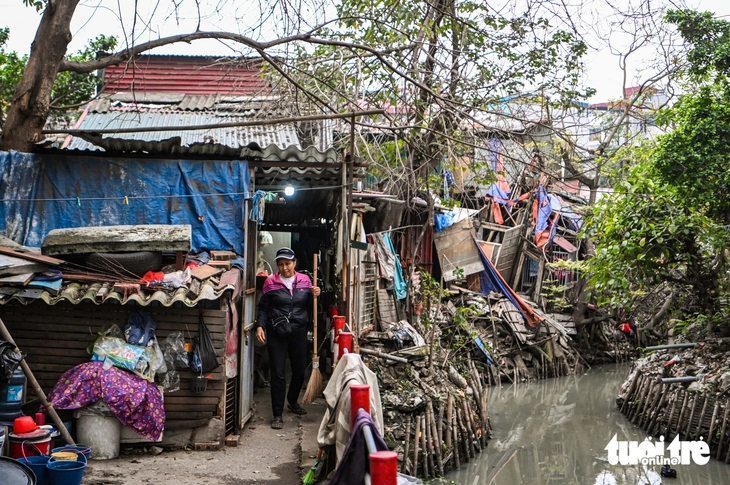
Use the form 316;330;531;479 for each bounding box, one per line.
102;55;270;96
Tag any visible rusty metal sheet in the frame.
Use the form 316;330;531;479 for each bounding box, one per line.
433;221;484;282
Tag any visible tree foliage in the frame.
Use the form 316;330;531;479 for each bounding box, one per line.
272;0;591;201
583;145;727;314
585;10;730;330
0;29;116;123
652;10;730;223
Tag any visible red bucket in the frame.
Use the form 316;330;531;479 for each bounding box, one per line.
9;429;51;459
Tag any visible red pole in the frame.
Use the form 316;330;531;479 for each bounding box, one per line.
338;331;353;359
332;316;348;372
350;384;370;425
333;316;346;339
370;451;398;485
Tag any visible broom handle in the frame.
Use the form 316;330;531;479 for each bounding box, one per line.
313;253;318;357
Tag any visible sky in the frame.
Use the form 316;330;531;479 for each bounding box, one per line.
1;0;729;103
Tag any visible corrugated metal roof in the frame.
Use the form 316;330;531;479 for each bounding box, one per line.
103;55;269;96
0;270;240;307
66;111;301;151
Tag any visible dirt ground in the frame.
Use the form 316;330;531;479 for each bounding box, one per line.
80;387;327;485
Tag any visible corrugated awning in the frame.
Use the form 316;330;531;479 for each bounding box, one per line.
0;269;241;307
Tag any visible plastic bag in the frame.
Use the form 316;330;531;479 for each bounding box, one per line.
0;341;24;382
163;331;189;370
198;314;219;373
91;336;156;382
160;368;180;393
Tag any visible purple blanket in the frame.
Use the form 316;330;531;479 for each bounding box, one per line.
49;362;165;441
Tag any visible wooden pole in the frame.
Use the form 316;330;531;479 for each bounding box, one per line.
402;415;412;474
715;402;730;460
344;116;355;325
452;400;461;469
413;414;421;476
421;415;429;479
0;317;75;445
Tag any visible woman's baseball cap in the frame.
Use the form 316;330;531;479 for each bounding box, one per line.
275;247;296;261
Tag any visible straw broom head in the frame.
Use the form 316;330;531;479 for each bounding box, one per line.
302;355;323;403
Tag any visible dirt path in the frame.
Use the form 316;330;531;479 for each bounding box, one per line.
81;388;327;485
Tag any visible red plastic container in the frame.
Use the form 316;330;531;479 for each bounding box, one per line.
9;428;51;459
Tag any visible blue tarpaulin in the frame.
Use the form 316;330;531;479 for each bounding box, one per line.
476;238;542;327
0;150;251;253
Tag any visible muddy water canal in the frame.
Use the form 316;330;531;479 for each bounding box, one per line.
447;364;730;484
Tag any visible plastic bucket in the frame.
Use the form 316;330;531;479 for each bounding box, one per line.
50;447;91;462
9;436;52;459
46;455;86;485
17;455;49;485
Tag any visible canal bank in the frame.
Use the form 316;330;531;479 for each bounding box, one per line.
447;365;730;484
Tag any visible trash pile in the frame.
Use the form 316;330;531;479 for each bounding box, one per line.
357;284;599;478
615;323;730;464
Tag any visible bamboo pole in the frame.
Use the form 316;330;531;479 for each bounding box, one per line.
648;385;669;436
0;317;75;446
708;401;721;449
629;375;649;423
456;408;470;462
413;415;421;477
685;395;699;439
640;379;660;428
694;396;710;440
452;402;461;469
424;407;435;477
716;403;730;460
421;415;429;479
675;391;690;440
428;400;443;476
402;415;412;474
465;397;482;453
620;371;641;414
665;389;681;438
437;398;445;453
446;395;453;449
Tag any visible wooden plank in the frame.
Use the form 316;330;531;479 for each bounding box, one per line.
496;224;523;280
191;265;224;281
0;246;64;265
434;221;483;282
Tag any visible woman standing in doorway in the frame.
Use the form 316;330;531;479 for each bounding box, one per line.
255;247;321;429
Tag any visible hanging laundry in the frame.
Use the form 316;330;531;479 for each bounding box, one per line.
372;233;407;300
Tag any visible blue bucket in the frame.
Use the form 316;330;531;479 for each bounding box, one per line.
46;455;86;485
17;455;49;485
50;447;91;461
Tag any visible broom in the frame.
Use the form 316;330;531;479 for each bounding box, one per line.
302;253;323;403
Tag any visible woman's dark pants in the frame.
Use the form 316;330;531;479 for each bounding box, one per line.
266;327;308;417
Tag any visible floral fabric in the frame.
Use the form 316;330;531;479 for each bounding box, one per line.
49;361;165;441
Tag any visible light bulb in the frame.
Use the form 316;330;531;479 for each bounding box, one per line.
284;185;295;196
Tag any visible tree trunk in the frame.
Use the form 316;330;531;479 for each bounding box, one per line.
0;0;81;152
